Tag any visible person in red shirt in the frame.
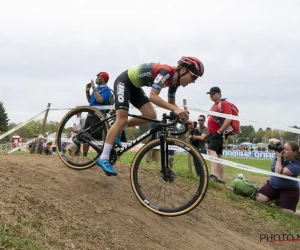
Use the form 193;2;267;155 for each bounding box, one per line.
206;87;232;184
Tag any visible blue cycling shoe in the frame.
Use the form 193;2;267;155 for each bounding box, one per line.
97;159;118;176
115;132;122;148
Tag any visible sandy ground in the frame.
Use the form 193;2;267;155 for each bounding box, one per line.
0;154;296;250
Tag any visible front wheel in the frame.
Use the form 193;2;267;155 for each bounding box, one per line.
55;106;109;170
130;137;208;216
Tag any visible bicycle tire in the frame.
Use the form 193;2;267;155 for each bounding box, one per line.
130;137;208;216
56;106;109;170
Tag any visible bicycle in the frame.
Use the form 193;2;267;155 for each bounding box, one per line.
55;106;209;216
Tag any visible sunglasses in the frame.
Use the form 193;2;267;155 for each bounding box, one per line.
187;69;198;81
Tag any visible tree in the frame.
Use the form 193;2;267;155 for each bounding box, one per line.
8;120;59;139
0;102;9;133
281;126;300;142
254;129;265;143
0;102;10;142
238;125;255;142
125;127;141;140
138;124;149;135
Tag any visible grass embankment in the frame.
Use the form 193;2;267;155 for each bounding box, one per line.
120;152;300;233
1;152;299;249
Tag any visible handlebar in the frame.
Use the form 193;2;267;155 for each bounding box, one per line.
158;112;189;136
171;118;189;136
158;112;179;127
127;111;189;135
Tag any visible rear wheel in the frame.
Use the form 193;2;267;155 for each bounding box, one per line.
56;106;109;170
130;137;208;216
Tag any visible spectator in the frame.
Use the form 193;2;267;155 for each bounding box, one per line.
68;111;85;156
44;140;53;155
29;134;43;154
190;115;208;154
145;122;161;166
256;139;300;217
188;116;208;176
206;86;232;184
83;72;115;157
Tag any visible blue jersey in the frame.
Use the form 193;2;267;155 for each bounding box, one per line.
89;85;111;113
269;158;300;189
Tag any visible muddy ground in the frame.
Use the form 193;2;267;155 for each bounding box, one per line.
0;154;296;250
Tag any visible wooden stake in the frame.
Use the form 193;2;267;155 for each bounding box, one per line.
183;99;192;173
35;103;51;154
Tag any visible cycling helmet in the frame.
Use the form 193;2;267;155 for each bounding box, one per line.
96;72;109;81
177;56;204;77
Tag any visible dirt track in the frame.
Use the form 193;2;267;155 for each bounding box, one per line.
0;154;296;250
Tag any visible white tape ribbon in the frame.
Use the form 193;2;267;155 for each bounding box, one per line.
187;106;300;134
202;154;300;182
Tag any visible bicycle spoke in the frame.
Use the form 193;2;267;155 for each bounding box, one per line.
56;106;109;170
131;137;208;216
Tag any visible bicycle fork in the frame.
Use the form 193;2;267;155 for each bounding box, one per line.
159;132;174;182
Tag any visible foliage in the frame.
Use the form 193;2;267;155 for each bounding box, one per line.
124;127;141;140
0;102;9;133
238;125;255;142
7;120;59;141
0;223;44;249
226;125;300;145
281;126;300;141
0;102;10;142
138;124;149;135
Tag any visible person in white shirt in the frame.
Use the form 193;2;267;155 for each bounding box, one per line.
68;111;85;156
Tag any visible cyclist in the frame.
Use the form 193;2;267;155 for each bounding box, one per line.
97;56;204;176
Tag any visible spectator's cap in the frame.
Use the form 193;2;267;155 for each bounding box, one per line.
206;86;221;94
96;72;109;81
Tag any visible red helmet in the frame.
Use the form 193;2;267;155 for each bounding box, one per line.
96;72;109;81
177;56;204;77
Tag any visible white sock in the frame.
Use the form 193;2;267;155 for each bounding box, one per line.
100;143;113;160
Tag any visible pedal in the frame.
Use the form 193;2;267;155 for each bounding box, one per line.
109;148;118;166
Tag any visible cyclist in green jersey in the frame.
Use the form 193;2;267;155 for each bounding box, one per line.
97;56;204;176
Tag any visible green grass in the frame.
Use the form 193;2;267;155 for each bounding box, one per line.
119;152;136;163
208;157;273;184
119;153;300;231
215;184;300;234
0;223;45;250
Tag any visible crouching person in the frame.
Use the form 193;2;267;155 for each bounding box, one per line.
256;139;300;217
44;140;53;155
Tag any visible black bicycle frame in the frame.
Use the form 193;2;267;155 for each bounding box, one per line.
76;112;187;172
